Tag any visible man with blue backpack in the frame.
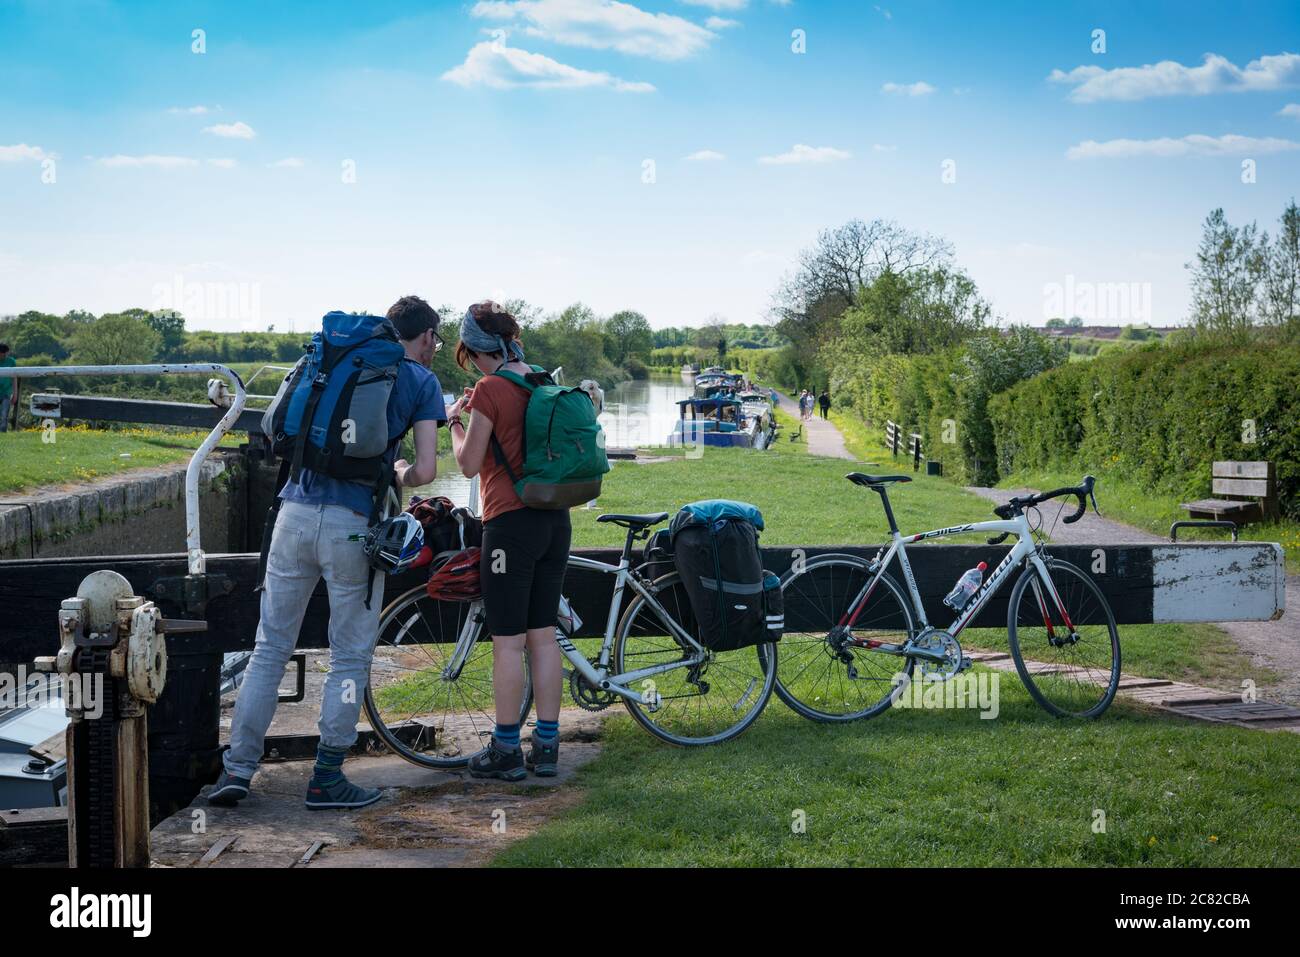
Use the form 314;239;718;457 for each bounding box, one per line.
209;296;447;811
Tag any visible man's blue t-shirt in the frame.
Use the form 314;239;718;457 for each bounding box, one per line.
279;357;446;516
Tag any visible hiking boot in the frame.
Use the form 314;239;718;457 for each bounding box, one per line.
468;738;527;781
304;773;383;810
207;771;251;807
525;737;559;777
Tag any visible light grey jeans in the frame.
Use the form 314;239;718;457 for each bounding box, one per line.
223;501;382;781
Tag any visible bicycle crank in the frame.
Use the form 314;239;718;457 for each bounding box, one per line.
911;627;969;682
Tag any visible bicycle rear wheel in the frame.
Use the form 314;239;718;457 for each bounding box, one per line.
774;554;916;721
613;572;775;746
364;584;533;768
1007;558;1120;718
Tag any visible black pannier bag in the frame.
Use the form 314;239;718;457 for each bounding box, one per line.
669;500;778;651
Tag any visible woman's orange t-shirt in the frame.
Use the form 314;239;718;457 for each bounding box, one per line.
466;373;530;522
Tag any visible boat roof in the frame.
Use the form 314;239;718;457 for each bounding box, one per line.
678;396;741;407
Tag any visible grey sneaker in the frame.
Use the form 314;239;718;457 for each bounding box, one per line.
468;738;527;781
207;771;251;807
305;774;383;810
525;737;559;777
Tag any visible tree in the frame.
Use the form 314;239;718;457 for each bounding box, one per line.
772;218;953;351
1262;199;1300;329
146;310;186;360
603;309;652;365
71;313;161;365
838;266;989;355
1187;208;1266;337
4;312;69;360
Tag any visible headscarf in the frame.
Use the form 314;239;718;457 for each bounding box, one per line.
460;301;525;366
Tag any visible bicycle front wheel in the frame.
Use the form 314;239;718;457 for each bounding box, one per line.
613;572;775;746
774;554;916;722
364;584;533;768
1007;559;1120;718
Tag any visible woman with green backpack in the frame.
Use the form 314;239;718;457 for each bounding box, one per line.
447;301;607;781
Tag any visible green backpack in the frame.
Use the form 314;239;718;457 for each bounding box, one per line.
489;365;610;508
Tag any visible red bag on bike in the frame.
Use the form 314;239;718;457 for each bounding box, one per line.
425;547;483;602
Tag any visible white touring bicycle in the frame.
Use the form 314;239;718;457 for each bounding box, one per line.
774;473;1120;721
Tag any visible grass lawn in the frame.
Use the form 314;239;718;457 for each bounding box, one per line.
496;684;1299;867
0;425;239;493
494;441;1296;867
997;464;1300;576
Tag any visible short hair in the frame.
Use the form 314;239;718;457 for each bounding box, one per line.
0;343;9;353
386;296;440;342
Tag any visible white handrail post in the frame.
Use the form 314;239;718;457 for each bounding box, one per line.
0;362;247;574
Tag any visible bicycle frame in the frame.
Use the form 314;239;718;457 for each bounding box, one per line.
440;552;708;707
842;511;1076;654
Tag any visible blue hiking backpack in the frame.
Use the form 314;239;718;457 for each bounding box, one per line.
262;311;406;499
257;312;409;606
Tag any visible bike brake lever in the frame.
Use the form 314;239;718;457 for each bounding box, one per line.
1089;489;1100;516
987;532;1010;545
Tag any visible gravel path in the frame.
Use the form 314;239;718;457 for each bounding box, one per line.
965;484;1300;704
774;391;851;459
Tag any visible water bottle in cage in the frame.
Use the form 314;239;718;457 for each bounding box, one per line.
943;561;987;612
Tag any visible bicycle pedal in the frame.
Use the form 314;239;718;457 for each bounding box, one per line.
958;656;973;673
845;664;859;680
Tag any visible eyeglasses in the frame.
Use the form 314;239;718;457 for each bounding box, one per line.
431;328;445;353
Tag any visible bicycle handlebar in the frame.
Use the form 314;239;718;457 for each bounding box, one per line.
986;475;1098;544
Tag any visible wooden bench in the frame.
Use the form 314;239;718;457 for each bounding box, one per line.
1181;461;1279;526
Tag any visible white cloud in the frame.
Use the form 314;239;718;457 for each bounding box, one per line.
202;121;257;139
0;143;56;162
168;105;213;115
682;0;746;9
684;149;725;161
95;155;200;168
881;80;935;96
705;16;740;29
207;158;237;168
1066;134;1300;160
872;143;896;152
1049;52;1300;103
1280;103;1300;119
758;144;851;165
443;40;655;92
269;157;305;168
873;5;892;19
471;0;716;60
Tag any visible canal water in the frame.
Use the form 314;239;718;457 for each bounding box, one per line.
409;373;694;507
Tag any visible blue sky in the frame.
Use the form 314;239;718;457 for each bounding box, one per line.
1;0;1298;332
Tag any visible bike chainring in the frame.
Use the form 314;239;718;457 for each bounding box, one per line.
568;668;618;712
914;627;965;681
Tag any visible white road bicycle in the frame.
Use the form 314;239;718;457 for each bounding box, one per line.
364;511;776;765
775;473;1120;721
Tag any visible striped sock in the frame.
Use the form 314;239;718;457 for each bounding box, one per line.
534;719;559;743
313;744;347;786
493;723;521;748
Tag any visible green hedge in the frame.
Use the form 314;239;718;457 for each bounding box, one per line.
989;341;1300;519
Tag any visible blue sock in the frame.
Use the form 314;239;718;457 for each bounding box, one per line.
313;744;347;786
534;719;559;743
493;722;521;747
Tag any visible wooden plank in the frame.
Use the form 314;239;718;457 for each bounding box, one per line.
1211;477;1271;498
29;729;66;764
30;393;266;434
1212;461;1269;479
1181;498;1252;513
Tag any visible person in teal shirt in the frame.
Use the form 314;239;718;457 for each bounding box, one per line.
0;343;15;432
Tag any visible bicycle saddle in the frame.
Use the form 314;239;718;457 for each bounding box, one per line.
846;473;912;487
596;511;670;528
